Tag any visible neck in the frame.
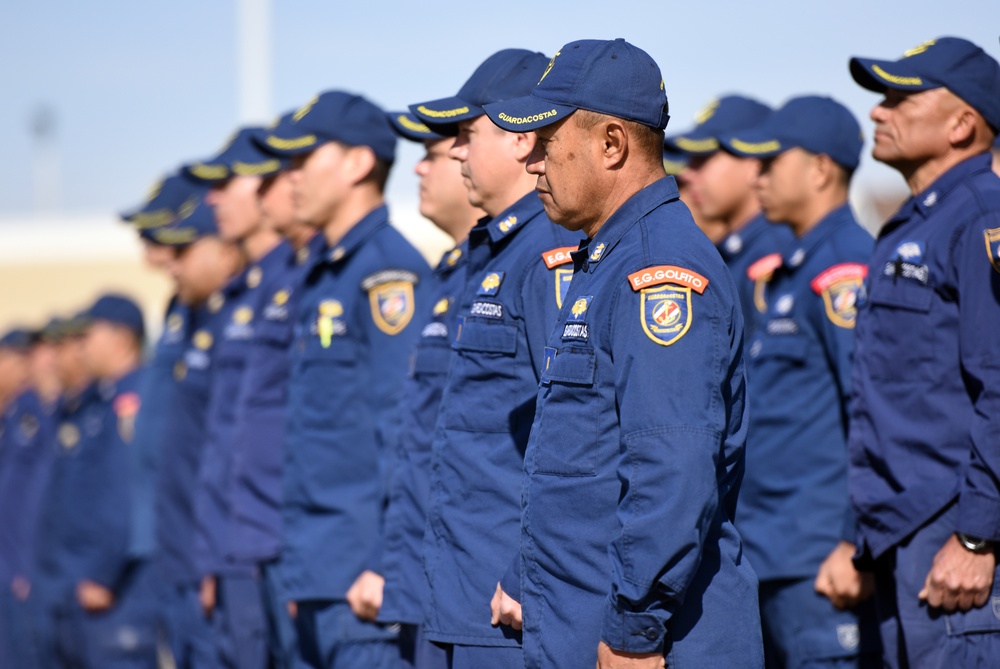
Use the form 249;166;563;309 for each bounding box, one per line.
901;147;982;195
242;227;282;262
100;350;139;383
722;197;762;235
34;378;61;405
583;165;664;239
322;188;383;248
485;170;537;219
789;191;848;238
284;223;316;251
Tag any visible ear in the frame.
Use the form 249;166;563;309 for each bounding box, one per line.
811;153;838;191
510;132;535;162
601;120;628;170
344;146;378;186
948;107;978;148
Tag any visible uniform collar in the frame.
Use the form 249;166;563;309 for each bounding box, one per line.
469;192;545;246
318;204;391;268
575;176;681;269
717;213;771;261
434;239;469;276
780;203;854;270
887;153;993;227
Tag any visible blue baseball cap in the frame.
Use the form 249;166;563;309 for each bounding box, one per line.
484;39;669;133
82;294;145;340
387;111;445;143
0;328;32;351
142;191;219;247
720;96;864;171
184;127;287;182
260;91;396;162
120;173;208;230
409;49;549;136
664;95;772;155
662;149;687;176
850;37;1000;132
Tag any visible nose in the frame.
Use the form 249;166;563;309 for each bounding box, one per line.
525;142;545;176
448;136;467;162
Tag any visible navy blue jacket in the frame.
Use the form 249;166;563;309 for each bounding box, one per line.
422;193;582;647
518;177;762;668
35;368;145;602
281;205;431;601
0;389;57;585
150;302;222;585
849;154;1000;558
739;205;872;581
227;238;319;565
716;213;793;338
378;242;468;625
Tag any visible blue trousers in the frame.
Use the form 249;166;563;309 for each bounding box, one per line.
444;643;522;669
398;623;447;669
760;577;880;668
211;574;267;669
0;588;44;669
294;600;400;669
873;503;1000;669
260;561;308;669
160;581;217;669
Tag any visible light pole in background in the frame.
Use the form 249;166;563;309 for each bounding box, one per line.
30;104;60;215
238;0;272;125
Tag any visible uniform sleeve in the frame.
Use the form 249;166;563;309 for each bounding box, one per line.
363;273;431;574
810;259;869;544
955;213;1000;542
600;273;735;654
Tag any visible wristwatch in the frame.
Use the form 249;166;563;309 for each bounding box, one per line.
956;532;993;554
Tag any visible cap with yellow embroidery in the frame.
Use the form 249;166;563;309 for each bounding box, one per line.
409;48;549;136
183;126;287;183
484;39;669;133
721;96;863;171
120;172;208;231
849;37;1000;131
145;192;219;248
259;90;396;162
387;111;444;143
664;95;771;156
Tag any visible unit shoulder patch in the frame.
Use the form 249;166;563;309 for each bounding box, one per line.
628;265;708;294
810;262;868;329
368;281;415;335
746;253;783;281
984;227;1000;274
640;284;693;346
114;392;141;444
542;246;576;269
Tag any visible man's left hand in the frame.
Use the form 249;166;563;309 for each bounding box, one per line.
490;582;522;630
596;641;664;669
346;570;384;621
77;580;115;613
918;533;995;611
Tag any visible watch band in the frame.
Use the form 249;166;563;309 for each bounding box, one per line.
956;532;992;553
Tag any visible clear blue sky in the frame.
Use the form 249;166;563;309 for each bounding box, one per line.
2;0;998;217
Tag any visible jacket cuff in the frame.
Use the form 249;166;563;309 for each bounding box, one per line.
600;600;668;655
956;490;1000;542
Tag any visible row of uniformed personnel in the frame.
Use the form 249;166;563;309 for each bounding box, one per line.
1;35;1000;669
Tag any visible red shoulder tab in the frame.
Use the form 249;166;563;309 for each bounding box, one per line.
810;263;868;294
541;246;576;269
628;265;709;294
746;253;782;281
114;392;141;417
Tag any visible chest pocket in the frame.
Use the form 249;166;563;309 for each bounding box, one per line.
752;332;810;366
530;346;598;477
246;320;295;407
865;277;935;382
444;320;520;433
411;339;452;377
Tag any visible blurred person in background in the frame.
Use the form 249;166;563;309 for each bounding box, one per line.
33;294;158;668
668;94;792;337
352;110;484;669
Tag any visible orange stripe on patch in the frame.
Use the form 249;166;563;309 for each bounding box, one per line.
542;246;577;269
628;265;709;294
746;253;782;281
810;263;868;293
114;392;141;417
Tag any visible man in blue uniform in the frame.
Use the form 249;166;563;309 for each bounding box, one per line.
131;185;244;668
408;49;582;669
259;90;431;668
34;294;158;668
484;38;764;669
667;94;792;335
0;323;63;669
0;329;30;417
184;126;290;669
845;37;1000;668
351;111;483;669
721;96;879;668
